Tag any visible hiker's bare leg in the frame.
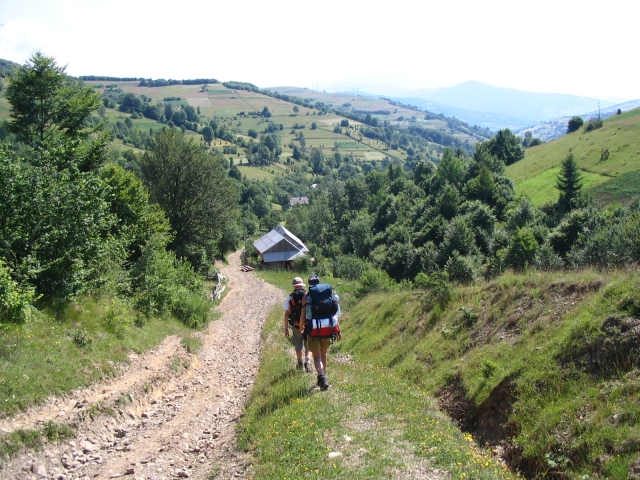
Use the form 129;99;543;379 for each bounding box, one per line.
313;352;325;374
320;348;328;371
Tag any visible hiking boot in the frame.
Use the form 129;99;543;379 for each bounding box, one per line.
304;360;312;372
318;375;330;391
297;360;303;370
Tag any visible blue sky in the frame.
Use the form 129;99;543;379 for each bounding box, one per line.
1;0;638;102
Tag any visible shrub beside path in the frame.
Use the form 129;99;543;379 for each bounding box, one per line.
1;250;284;479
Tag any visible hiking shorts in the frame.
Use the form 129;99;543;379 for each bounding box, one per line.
307;336;331;354
291;327;307;352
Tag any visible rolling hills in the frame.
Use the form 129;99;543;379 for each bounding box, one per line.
326;80;622;131
0;66;493;176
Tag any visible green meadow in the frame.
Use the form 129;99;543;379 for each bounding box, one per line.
248;267;640;479
508;108;640;205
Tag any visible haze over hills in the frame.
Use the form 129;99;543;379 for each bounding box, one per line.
515;98;640;142
325;80;625;132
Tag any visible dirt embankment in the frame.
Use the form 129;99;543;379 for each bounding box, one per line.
1;250;284;480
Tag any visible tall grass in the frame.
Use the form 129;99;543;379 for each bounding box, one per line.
338;269;640;479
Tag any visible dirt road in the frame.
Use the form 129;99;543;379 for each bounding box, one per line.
1;250;284;480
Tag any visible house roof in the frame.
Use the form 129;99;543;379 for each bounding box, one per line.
289;196;309;207
253;225;309;263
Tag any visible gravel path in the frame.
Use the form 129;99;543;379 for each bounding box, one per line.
1;250;284;480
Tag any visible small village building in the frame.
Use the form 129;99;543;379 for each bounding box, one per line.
289;196;309;207
253;225;309;268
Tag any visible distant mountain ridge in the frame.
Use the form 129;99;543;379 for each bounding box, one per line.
325;80;622;132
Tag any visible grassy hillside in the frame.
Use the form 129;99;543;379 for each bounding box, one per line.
507;108;640;205
240;269;517;479
335;270;640;479
85;82;412;168
0;72;491;175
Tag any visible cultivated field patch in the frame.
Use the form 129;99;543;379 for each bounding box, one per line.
186;97;212;107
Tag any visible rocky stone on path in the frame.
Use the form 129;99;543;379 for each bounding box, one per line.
31;462;47;477
80;440;97;453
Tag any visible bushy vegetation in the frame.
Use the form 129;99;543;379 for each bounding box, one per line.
583;118;603;132
1;52;238;310
567;116;584;133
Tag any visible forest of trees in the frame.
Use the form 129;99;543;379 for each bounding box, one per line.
0;53;239;326
259;145;639;295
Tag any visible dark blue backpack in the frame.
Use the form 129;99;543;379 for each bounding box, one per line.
308;283;336;318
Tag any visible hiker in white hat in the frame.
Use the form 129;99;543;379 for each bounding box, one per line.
283;277;312;371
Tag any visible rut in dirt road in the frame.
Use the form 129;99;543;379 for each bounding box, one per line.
1;251;284;480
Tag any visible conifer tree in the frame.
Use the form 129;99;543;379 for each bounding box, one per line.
556;151;583;213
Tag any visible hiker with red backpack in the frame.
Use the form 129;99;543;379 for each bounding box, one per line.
301;274;341;390
284;277;312;371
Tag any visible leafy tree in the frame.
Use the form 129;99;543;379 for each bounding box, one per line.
355;268;395;298
202;125;214;145
464;164;495;203
293;105;299;114
0;257;38;324
228;165;243;181
119;93;142;113
485;128;524;165
184;105;198;122
344;177;370;212
437;216;478;266
505;227;538;270
248;129;258;139
556;151;583;214
433;148;466;192
6;52;103;148
309;148;325;174
139;129;240;271
171;109;187;127
292;145;302;160
249;194;271;219
0;147;119;299
438;184;462;220
100;164;171;266
567;116;584;133
164;104;173;122
143;104;163;121
311;122;317;130
345;211;373;257
365;170;388;196
340;119;350;128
